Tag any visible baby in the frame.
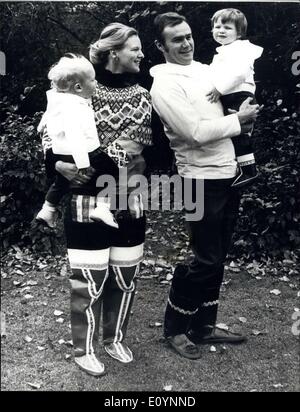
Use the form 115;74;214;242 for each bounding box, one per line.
208;8;263;187
36;53;119;228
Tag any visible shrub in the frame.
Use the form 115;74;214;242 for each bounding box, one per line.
232;93;300;260
0;96;60;253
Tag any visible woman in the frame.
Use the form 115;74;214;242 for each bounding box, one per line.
45;23;152;376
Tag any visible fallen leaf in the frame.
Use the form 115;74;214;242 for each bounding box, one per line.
26;280;38;286
156;259;170;268
238;317;247;323
37;346;45;351
273;383;283;388
24;335;33;343
279;275;290;282
15;269;24;276
216;323;229;331
66;340;73;347
54;310;64;317
270;289;281;296
58;339;66;345
56;318;64;323
154;322;162;327
251;329;266;336
24;294;34;299
163;384;173;391
60;265;68;277
166;273;173;281
26;382;41;389
210;345;217;352
65;354;71;359
13;280;21;287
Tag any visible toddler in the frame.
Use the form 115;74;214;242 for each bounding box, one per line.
36;53;119;228
207;8;263;187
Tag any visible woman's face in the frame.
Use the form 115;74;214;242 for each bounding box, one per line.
114;35;144;73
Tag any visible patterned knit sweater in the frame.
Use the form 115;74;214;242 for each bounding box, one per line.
92;67;153;167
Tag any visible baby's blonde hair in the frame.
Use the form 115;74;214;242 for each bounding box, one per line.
48;53;94;92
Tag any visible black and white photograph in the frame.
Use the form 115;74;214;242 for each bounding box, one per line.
1;0;299;394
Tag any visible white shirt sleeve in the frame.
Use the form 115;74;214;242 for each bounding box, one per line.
151;80;241;146
63;102;90;169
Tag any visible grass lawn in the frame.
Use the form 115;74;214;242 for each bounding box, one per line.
1;211;299;392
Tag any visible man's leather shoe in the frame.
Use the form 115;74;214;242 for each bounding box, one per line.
189;326;247;345
166;334;201;359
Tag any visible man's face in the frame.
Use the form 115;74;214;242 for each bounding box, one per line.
159;21;194;65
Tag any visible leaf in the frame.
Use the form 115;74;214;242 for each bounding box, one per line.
154;322;162;327
216;323;229;331
238;317;247;323
24;335;33;343
37;346;45;351
163;384;173;391
15;269;24;276
270;289;281;296
56;318;64;324
26;382;41;389
60;264;68;277
279;276;290;282
54;310;64;317
26;280;38;286
251;329;266;336
13;280;22;287
166;273;173;281
210;345;217;352
24;294;34;299
273;383;283;388
58;339;65;345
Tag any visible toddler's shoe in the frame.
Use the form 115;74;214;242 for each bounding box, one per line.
74;354;105;376
90;205;119;228
36;204;57;228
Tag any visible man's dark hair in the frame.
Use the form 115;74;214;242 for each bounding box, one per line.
154;12;187;44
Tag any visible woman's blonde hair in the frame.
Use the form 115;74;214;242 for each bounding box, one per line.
48;53;94;92
89;22;138;66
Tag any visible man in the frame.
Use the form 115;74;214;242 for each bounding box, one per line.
150;12;260;359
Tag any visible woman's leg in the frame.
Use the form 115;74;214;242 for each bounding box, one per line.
68;248;110;359
102;244;143;362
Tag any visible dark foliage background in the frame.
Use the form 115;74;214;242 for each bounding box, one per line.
1;1;299;260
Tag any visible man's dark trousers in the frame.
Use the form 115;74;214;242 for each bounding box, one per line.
164;177;241;337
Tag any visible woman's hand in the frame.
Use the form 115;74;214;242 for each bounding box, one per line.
55;161;95;184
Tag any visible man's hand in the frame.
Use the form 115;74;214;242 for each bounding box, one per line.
55;161;95;184
206;87;221;103
230;97;263;126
